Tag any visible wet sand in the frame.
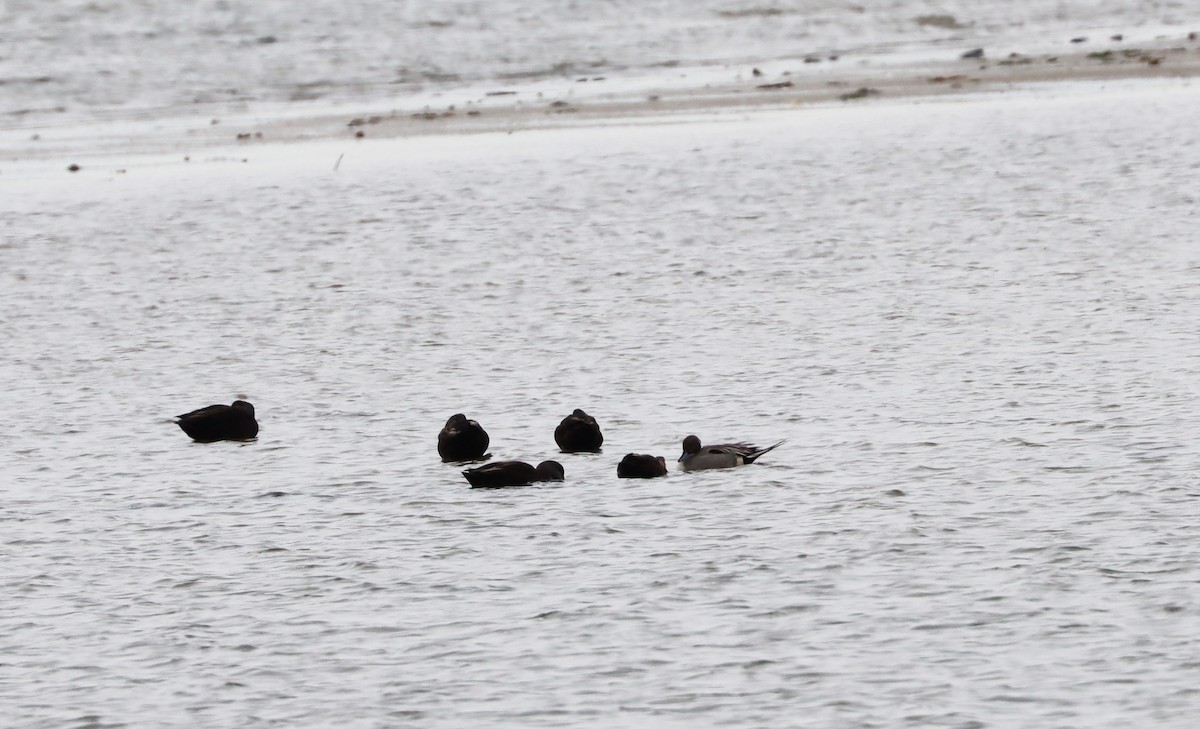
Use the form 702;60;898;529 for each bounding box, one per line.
3;34;1200;172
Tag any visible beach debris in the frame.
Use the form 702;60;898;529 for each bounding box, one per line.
752;67;763;76
67;164;80;172
354;130;365;138
347;116;383;127
1111;34;1124;41
757;80;793;90
961;48;984;59
1070;36;1088;43
486;90;517;96
1083;48;1168;65
11;105;66;116
998;53;1034;66
717;7;783;17
915;14;965;29
334;153;344;171
928;74;968;83
839;87;880;101
804;56;821;63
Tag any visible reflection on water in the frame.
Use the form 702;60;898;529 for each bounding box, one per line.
3;85;1200;726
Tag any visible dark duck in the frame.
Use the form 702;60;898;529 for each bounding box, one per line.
438;413;490;461
554;408;603;453
462;460;564;488
175;400;259;442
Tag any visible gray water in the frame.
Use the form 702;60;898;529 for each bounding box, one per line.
3;0;1194;123
4;81;1200;726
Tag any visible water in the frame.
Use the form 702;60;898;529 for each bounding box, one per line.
2;0;1194;121
4;80;1200;726
6;0;1200;724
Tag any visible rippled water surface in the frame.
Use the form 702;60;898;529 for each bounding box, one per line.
2;0;1193;120
4;83;1200;726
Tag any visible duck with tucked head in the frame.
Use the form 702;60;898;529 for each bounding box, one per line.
175;400;259;442
462;460;564;488
438;413;490;462
554;408;603;453
677;435;784;472
617;453;668;479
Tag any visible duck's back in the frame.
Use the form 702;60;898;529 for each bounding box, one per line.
554;409;603;452
617;453;668;479
438;415;489;461
463;461;538;487
177;403;258;442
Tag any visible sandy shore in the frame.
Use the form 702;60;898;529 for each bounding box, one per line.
3;32;1200;171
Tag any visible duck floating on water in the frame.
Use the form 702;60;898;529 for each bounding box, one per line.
554;408;603;452
462;460;565;488
617;453;668;479
175;400;258;442
677;435;784;471
438;413;490;461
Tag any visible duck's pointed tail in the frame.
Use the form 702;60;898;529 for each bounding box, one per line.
746;439;786;464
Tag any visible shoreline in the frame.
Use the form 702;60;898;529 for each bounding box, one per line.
3;35;1200;173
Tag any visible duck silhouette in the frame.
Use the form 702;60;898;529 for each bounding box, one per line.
616;453;668;479
462;460;564;488
438;413;490;461
175;400;258;442
554;408;603;453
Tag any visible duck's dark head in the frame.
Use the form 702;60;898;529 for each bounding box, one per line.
679;435;702;460
232;400;255;416
537;461;565;481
